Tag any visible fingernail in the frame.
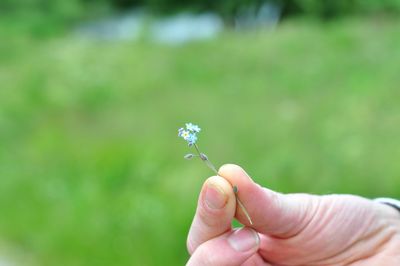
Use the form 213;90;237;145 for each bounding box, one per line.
228;228;259;252
205;182;227;209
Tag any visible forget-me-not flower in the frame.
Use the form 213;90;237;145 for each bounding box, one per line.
187;134;197;146
186;123;201;133
178;123;201;146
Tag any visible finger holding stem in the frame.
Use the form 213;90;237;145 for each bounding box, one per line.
233;186;253;225
193;144;253;225
178;124;253;226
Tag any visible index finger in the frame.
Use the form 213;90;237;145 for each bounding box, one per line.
218;164;314;238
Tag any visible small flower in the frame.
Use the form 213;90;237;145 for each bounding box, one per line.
179;123;200;146
187;133;197;146
181;130;191;141
178;127;185;137
186;123;201;133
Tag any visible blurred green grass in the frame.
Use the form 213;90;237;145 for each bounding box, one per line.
1;17;400;265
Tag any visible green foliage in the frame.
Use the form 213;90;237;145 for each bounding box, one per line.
0;0;110;32
289;0;355;18
281;0;400;18
1;0;82;17
3;0;400;22
355;0;400;13
1;18;400;265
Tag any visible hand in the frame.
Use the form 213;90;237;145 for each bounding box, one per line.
186;164;400;265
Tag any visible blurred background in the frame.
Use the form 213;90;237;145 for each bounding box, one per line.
1;0;400;265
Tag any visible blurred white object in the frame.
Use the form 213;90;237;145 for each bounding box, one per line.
75;5;280;44
151;13;223;44
75;10;222;44
75;9;145;41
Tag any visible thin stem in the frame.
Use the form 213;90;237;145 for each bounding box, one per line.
193;143;253;226
234;188;253;225
193;143;202;158
194;144;218;174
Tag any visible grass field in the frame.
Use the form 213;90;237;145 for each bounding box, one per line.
0;17;400;265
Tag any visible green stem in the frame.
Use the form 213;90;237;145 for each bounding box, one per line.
194;144;218;174
234;187;253;225
193;144;253;225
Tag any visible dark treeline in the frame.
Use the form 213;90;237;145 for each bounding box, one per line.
1;0;400;21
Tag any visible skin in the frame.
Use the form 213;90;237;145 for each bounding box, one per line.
186;164;400;266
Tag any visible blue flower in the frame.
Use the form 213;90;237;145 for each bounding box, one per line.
179;130;191;141
187;134;198;146
178;123;200;146
186;123;201;133
178;127;185;137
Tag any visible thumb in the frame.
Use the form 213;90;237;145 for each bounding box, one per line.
187;227;260;266
218;164;318;238
187;175;237;254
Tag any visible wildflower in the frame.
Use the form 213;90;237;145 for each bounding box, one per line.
178;127;185;136
187;134;197;146
186;123;201;133
178;123;200;146
180;130;191;141
178;123;212;163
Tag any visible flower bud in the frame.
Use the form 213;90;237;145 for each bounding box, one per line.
184;153;194;160
200;153;208;161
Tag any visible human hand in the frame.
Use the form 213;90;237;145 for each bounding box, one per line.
186;164;400;265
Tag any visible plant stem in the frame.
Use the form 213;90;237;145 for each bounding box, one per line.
193;143;253;225
193;144;218;174
234;187;253;225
